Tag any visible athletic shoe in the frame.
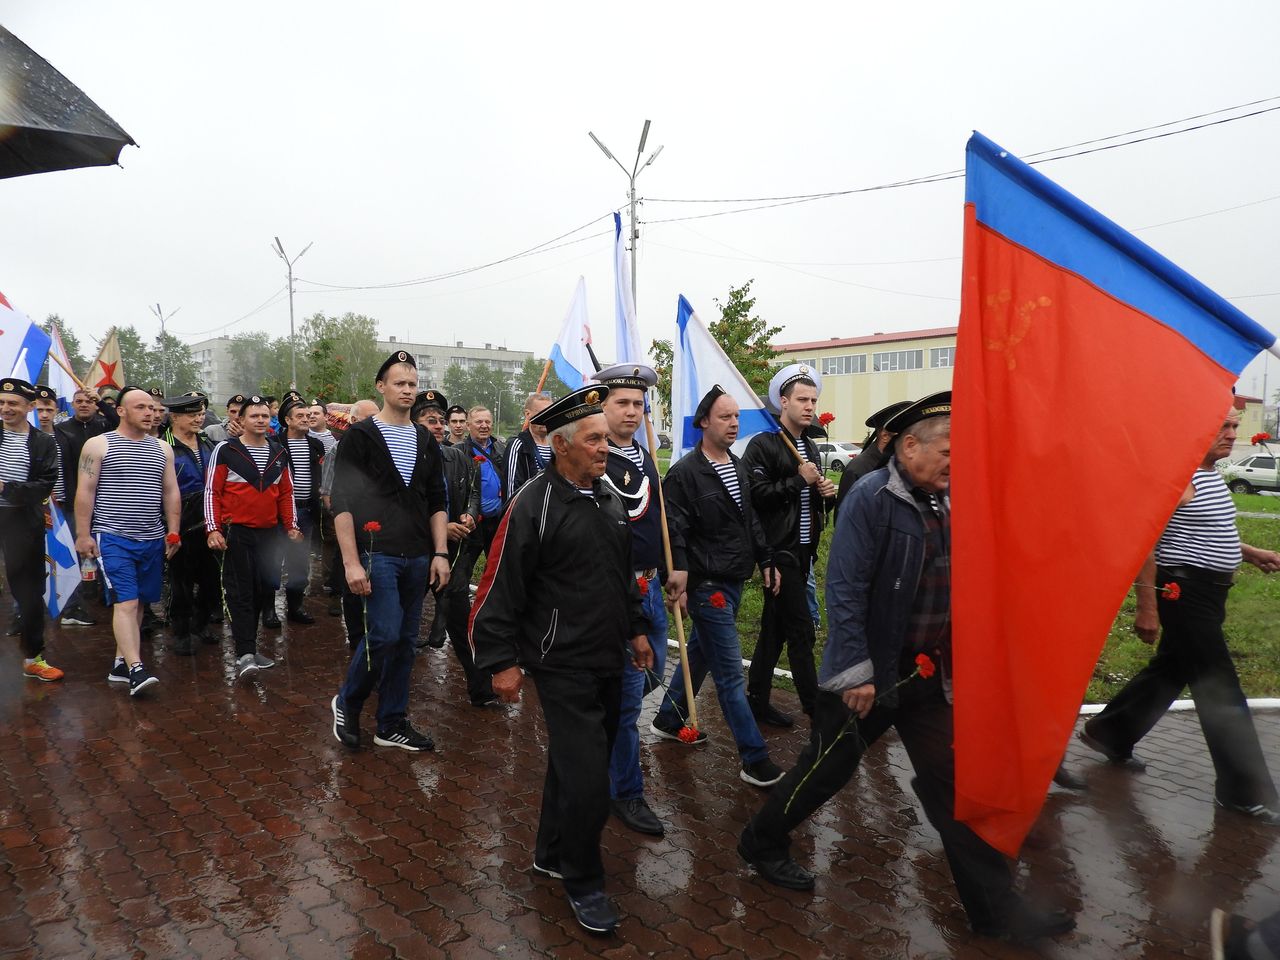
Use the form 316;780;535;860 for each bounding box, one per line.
235;654;260;680
373;721;435;752
566;891;618;935
252;653;276;669
531;860;563;880
650;716;707;745
1214;797;1280;826
23;657;65;682
740;758;785;788
60;612;96;627
107;659;130;684
128;664;159;697
331;696;360;749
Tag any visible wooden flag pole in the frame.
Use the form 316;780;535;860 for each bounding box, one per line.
643;410;698;729
49;349;86;391
522;357;555;431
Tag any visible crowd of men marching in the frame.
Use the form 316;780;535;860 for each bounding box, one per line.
3;345;1278;950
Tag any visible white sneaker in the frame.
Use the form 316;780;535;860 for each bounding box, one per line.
253;653;276;669
235;654;259;679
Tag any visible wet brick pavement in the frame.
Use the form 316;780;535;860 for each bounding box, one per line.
2;600;1279;959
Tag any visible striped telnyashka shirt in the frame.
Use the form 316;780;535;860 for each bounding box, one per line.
705;452;742;510
91;432;167;540
286;438;313;500
1155;469;1242;573
0;429;31;507
374;419;418;487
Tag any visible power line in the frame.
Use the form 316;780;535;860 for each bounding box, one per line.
638;99;1280;226
170;285;289;338
296;213;615;292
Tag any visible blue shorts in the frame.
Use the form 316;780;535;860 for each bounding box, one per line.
97;533;165;605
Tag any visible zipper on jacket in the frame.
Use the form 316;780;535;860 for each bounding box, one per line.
539;608;560;661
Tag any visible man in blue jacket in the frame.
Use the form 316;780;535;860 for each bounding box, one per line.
163;392;220;656
738;392;1075;944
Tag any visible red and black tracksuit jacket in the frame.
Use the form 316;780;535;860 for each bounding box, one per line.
204;437;297;532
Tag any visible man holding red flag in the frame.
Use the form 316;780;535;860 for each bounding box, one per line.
739;393;1075;943
1079;400;1280;822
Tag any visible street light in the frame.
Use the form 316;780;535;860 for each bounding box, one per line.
273;237;313;389
587;120;663;309
149;303;180;393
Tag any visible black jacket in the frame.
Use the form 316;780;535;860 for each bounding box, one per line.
663;446;773;590
743;430;832;564
53;415;109;506
441;444;481;523
330;418;448;557
0;427;58;515
470;466;648;677
505;429;550;499
835;443;890;514
280;432;326;517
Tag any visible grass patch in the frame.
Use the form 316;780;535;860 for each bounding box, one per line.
1234;491;1280;514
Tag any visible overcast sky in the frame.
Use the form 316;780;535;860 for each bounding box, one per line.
3;1;1279;397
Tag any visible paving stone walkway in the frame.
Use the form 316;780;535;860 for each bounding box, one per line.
1;604;1278;958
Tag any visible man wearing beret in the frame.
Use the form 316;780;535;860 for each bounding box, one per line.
0;379;62;680
740;393;1075;942
412;390;492;704
470;384;653;935
742;362;836;726
204;394;246;444
330;352;451;752
505;392;554;497
163;392;221;656
279;390;325;625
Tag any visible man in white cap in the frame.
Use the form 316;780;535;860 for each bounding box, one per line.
742;363;836;726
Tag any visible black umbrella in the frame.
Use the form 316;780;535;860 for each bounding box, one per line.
0;25;135;179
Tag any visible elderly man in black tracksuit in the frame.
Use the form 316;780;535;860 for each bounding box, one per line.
470;385;653;937
412;390;491;705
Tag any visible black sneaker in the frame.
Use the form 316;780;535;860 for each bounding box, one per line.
107;659;130;684
1214;797;1280;826
751;701;795;728
128;664;159;697
566;890;618;935
262;609;282;629
1076;727;1147;771
650;716;707;745
331;696;360;749
286;609;315;625
374;721;435;752
740;758;785;787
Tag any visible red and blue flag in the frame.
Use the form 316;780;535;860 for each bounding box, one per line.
952;132;1278;856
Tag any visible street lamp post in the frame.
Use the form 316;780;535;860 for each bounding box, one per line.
149;303;180;394
588;120;663;313
272;237;313;389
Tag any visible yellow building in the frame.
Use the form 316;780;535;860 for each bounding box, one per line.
774;326;957;441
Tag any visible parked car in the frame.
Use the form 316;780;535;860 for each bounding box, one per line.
1221;453;1280;494
816;441;861;472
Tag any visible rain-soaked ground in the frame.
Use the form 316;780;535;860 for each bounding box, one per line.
1;595;1278;959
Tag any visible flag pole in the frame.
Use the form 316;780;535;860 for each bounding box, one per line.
643;409;698;729
525;357;555;431
49;335;86;390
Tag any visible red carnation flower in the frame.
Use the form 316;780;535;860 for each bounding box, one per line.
1252;432;1272;446
1161;582;1181;601
818;411;835;427
637;576;649;595
473;454;485;463
708;591;726;609
678;726;701;743
914;653;936;679
363;521;382;533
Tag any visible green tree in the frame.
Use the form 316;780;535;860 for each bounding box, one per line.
301;312;380;400
651;279;780;426
442;362;517;432
37;314;89;385
514;357;570;400
113;325;201;393
115;325;152;388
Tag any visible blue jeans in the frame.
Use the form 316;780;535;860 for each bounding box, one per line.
609;582;668;801
337;552;429;733
654;580;767;765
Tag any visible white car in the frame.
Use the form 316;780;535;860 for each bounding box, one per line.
816;441;861;472
1221;453;1280;494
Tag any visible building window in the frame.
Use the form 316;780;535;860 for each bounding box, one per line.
872;349;923;372
820;354;866;376
930;346;956;368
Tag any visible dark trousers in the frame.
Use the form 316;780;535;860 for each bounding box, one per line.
283;505;314;611
426;540;493;703
322;507;344;597
531;670;622;897
742;685;1014;929
748;554;818;715
1085;572;1277;808
168;527;220;637
223;525;283;657
0;508;45;658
